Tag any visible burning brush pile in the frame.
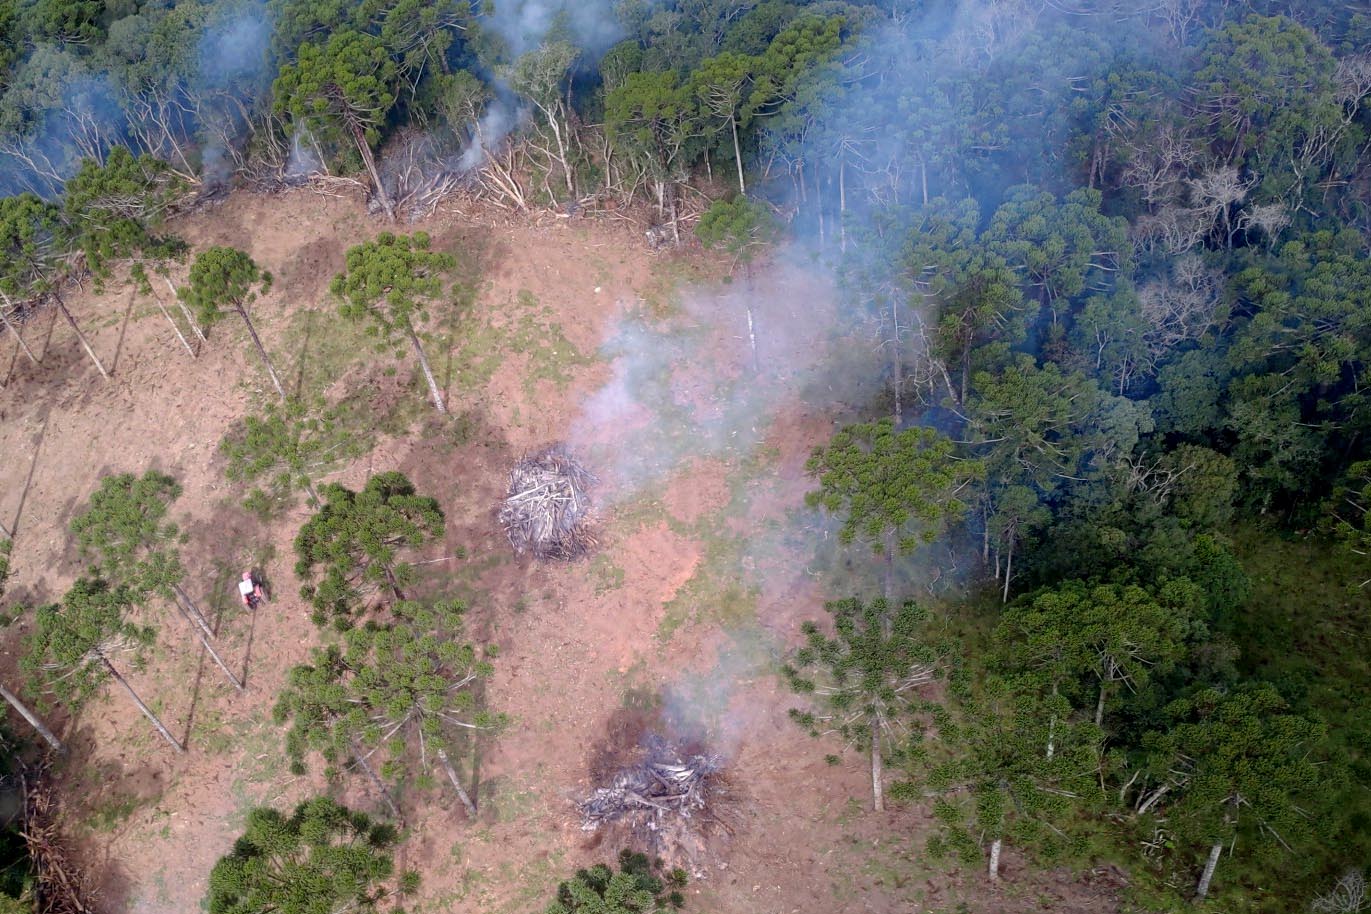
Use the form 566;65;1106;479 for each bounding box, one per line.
579;734;727;875
499;445;598;560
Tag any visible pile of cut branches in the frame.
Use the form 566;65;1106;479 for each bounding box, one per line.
578;735;725;875
21;763;93;914
499;445;597;560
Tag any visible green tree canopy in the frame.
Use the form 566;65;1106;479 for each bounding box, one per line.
62;146;187;285
179;246;286;399
544;851;685;914
330;231;456;413
220;397;364;515
206;797;412;914
274;596;498;815
293;471;445;626
274;29;399;218
807;419;982;596
784;597;943;811
1143;684;1330;901
916;673;1102;881
998;580;1196;728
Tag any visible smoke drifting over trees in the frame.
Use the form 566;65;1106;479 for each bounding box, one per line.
1;1;1370;912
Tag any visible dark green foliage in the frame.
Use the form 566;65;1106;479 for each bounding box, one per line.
220;398;364;515
178;246;271;329
22;577;152;704
806;419;982;556
545;850;684;914
1142;684;1332;897
694;196;777;264
206;796;411;914
62;148;187;284
274;595;500;785
293;471;444;626
331;231;454;339
919;673;1102;871
997;580;1196;727
272;29;398;157
0;193;64;298
784;597;943;802
69;470;182;581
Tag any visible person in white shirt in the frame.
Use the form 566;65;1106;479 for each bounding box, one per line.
239;572;265;609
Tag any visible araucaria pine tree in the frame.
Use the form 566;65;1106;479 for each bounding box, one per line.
807;420;982;598
294;471;444;627
1142;684;1329;902
543;850;687;914
23;577;184;752
220;397;363;514
179;246;286;400
70;470;242;690
919;674;1102;881
330;232;457;414
784;597;943;811
207;796;415;914
274;596;500;818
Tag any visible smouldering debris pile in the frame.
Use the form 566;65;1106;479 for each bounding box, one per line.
499;445;597;560
579;735;726;875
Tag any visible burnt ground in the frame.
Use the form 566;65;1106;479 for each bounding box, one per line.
0;187;1123;914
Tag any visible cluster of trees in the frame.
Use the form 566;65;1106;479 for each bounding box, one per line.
776;4;1371;911
21;471;253;754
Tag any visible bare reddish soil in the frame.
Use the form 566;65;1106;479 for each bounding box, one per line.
0;188;1120;914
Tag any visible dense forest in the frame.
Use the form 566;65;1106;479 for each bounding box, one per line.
0;0;1369;912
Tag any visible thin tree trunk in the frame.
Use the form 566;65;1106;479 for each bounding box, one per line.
1194;840;1223;900
839;158;847;252
1046;683;1058;759
1001;538;1014;604
153;296;196;357
172;584;213;640
234;305;286;401
1095;682;1107;728
171;599;244;692
101;656;184;753
730;114;745;194
883;534;895;602
988;837;1002;880
406;326;446;414
0;292;37;365
352;739;400;819
890;299;903;425
436;748;478;818
0;683;63;752
1136;784;1170;816
382;565;406;601
163;277;207;343
53;293;107;379
352;124;396;222
870;737;884;812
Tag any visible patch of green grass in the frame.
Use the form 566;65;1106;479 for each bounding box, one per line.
637;257;715;319
479;776;541;824
449;290;595;400
487;849;565;914
86;792;146;832
658;527;760;643
277;307;378;402
587;553;626;594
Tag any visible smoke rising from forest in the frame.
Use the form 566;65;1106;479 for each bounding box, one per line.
556;0;1158;753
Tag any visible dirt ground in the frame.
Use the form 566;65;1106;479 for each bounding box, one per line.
0;188;1122;914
